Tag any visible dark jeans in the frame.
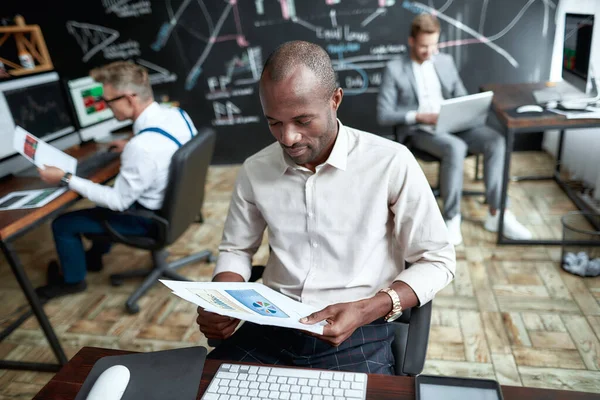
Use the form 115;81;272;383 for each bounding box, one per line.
52;205;156;283
208;320;395;375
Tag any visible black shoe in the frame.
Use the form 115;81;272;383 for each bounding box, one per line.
35;279;87;301
46;260;62;284
85;250;105;272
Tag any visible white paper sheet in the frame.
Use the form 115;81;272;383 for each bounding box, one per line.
547;106;600;119
0;188;67;211
12;126;78;173
160;280;328;335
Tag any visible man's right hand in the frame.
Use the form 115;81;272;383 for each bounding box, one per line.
416;113;439;125
107;139;129;153
196;307;241;339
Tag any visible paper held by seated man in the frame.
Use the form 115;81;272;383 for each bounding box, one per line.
160;280;328;334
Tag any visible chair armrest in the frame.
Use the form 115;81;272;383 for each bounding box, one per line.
402;300;433;376
100;208;169;249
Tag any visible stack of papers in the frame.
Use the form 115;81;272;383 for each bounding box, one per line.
160;280;328;334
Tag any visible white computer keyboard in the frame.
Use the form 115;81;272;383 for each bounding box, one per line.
201;363;368;400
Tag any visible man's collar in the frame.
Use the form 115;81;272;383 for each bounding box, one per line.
277;119;348;175
133;102;160;134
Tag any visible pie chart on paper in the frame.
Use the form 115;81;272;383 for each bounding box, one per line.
252;301;278;314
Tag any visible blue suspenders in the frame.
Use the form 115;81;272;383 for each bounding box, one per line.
137;108;195;147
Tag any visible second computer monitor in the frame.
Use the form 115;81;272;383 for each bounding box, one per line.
66;76;131;142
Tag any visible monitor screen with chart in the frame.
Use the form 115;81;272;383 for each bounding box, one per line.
0;72;76;161
66;76;131;142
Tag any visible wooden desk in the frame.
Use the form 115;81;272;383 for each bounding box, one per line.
0;142;121;372
481;81;600;245
33;347;598;400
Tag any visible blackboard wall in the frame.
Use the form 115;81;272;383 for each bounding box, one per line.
2;0;556;163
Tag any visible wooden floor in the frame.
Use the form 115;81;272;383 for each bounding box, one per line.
1;151;599;398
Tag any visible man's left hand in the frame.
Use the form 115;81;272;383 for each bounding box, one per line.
300;301;368;347
38;166;66;185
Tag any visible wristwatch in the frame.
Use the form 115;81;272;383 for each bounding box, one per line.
379;287;403;322
60;172;73;187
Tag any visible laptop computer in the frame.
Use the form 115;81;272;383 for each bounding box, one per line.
420;91;494;135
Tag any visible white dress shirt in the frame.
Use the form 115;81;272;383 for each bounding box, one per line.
214;120;455;309
69;102;197;211
405;58;445;125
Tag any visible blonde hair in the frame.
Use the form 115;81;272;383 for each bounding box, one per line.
410;13;441;38
90;61;153;101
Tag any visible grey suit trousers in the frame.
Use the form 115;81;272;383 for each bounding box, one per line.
410;125;505;220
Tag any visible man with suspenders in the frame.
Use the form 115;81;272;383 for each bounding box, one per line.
36;61;197;300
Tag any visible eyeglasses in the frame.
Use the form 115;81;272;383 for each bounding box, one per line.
101;93;137;104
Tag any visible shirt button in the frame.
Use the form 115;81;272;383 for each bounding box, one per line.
311;241;318;248
308;212;314;218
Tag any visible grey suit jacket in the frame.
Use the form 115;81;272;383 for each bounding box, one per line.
377;53;468;143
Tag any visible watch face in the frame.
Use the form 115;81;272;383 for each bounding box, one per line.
387;311;403;322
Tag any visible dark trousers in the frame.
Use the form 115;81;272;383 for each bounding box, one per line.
52;205;156;283
208;319;395;375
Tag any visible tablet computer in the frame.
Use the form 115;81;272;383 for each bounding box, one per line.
416;375;504;400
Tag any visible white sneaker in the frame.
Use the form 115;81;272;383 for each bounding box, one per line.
484;210;532;240
445;214;463;246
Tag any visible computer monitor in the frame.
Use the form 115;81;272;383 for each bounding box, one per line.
0;72;76;161
66;76;131;142
563;13;595;93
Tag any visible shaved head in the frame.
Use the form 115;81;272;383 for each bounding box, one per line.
258;41;343;172
261;40;337;98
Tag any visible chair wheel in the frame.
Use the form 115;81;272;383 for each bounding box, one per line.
126;303;140;314
110;276;124;286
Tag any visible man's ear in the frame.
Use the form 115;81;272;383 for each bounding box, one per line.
331;87;343;111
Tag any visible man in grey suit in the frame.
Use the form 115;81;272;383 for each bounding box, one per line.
377;13;531;245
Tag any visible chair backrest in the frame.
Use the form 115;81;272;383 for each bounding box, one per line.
159;128;216;245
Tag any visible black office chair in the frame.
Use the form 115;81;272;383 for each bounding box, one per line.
91;128;217;314
392;126;484;198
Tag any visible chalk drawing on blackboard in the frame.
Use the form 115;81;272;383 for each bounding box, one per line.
66;21;120;63
403;0;555;68
361;8;386;27
152;0;250;91
137;59;178;85
212;101;259;126
102;0;152;18
226;47;263;85
103;40;141;60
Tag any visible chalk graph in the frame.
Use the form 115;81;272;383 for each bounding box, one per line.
152;0;249;91
149;0;555;97
66;22;120;63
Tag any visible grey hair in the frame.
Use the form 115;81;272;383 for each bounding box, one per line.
90;61;153;101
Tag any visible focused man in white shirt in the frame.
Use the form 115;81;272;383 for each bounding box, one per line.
196;41;455;374
36;61;197;300
377;14;532;245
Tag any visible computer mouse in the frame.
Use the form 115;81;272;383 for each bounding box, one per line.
86;365;130;400
516;105;544;113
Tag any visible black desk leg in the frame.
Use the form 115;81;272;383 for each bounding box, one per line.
555;129;565;175
0;240;67;372
497;127;514;245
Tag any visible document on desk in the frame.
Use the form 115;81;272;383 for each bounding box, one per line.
12;126;77;173
160;280;328;334
548;106;600;119
0;188;67;211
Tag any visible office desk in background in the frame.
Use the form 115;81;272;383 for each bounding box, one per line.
33;346;598;400
0;141;122;372
481;81;600;246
